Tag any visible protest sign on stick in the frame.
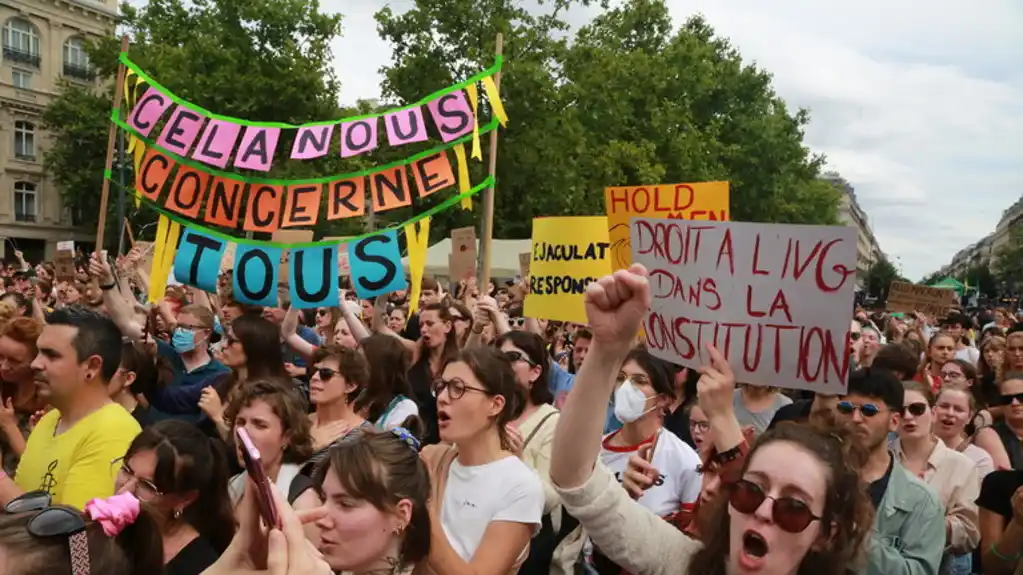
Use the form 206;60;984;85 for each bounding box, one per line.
55;241;76;282
524;216;611;324
886;281;957;318
449;227;477;282
630;218;857;394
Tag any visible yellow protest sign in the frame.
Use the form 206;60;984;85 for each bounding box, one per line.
524;216;612;324
604;181;730;270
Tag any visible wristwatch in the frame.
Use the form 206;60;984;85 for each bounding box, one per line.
713;444;743;465
100;282;117;291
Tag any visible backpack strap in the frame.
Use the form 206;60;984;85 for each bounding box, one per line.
522;412;558;450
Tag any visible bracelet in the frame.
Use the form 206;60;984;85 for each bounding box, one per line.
991;541;1022;562
99;282;117;291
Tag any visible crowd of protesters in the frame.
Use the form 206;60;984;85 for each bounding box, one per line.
0;245;1017;575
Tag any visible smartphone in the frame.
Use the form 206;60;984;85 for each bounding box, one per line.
236;427;280;529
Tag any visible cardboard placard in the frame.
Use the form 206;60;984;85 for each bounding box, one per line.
55;249;75;282
449;226;477;281
887;281;957;318
271;230;315;285
519;252;531;278
630;218;857;394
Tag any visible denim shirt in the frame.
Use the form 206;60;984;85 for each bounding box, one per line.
866;456;946;575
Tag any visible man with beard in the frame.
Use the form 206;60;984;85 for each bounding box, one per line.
0;308;140;508
836;368;945;574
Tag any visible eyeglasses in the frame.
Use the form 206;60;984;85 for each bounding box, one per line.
850;332;862;341
503;350;535;367
317;309;330;317
111;457;161;502
432;378;492;400
689;420;710;433
903;402;928;417
509;318;525;328
941;370;964;380
312;367;338;380
4;491;91;575
728;479;821;534
999;392;1023;406
836;401;882;417
615;372;651;386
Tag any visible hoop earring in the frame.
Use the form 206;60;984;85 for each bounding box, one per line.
173;508;183;520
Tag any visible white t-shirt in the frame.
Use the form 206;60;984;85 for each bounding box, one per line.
440;455;544;561
375;398;419;430
600;428;702;518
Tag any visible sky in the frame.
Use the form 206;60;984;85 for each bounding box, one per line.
127;0;1023;281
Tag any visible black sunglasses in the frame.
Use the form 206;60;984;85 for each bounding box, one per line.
503;350;535;366
317;309;330;317
312;367;337;380
729;479;820;533
4;491;91;574
836;401;881;417
1000;392;1023;406
903;402;928;417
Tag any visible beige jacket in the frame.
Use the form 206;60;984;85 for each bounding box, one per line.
893;438;981;554
554;462;701;575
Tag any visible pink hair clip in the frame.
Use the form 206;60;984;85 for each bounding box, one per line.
84;492;140;537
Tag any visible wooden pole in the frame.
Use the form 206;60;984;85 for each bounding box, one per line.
123;220;136;247
94;35;130;255
477;33;503;291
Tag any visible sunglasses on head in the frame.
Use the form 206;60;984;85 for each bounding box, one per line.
836;401;881;417
4;491;91;574
902;402;928;417
728;479;821;533
999;392;1023;406
502;350;535;366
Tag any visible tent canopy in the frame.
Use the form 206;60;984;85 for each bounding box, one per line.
929;277;965;295
401;238;531;281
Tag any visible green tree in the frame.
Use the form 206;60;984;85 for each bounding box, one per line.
865;255;905;301
43;0;345;246
962;263;997;298
994;227;1023;290
375;0;840;242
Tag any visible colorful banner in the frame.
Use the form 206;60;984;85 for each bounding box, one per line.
348;230;408;299
119;51;505;172
523;216;612;324
629;218;857;394
604;181;730;271
289;244;340;309
173;228;226;293
232;244;282;307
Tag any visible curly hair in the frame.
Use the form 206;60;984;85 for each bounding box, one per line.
688;421;874;574
224;379;314;464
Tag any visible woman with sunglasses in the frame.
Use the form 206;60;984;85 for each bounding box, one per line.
303;345;373;472
985;376;1023;471
114;420;234;574
0;490;164;574
313;307;341;342
419;345;543;574
550;266;873;574
893;381;981;573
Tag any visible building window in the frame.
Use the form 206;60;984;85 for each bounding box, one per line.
14;182;37;223
11;69;30;90
14;121;34;161
62;37;93;81
2;19;41;68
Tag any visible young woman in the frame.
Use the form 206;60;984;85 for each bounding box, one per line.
893;381;981;570
359;334;419;429
919;332;957;392
0;491;164;574
0;316;43;475
224;379;321;539
314;306;342;341
858;325;882;367
978;335;1006;406
109;341;158;428
933;386;997;479
377;301;460;445
304;345;372;471
1006;329;1023;374
313;426;432;573
114;420;235;574
388;306;409;333
420;346;544;574
550;266;873;574
449;301;474;348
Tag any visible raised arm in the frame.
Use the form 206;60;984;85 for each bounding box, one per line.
282;306;318;359
550;265;650;489
91;253;145;341
340;294;370;342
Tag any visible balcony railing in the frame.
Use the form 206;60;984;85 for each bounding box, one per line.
63;63;95;81
15;213;36;223
14;152;36;162
3;47;40;68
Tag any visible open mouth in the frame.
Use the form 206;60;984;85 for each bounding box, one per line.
939;417;956;426
742;530;768;559
437;410;452;426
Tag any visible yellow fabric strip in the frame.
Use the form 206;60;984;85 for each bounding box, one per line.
466;84;482;160
404;216;431;319
453;144;472;210
158;221;182;293
481;76;507;127
147;215;169;303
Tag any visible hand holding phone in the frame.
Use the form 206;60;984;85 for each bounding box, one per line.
237;427;281;529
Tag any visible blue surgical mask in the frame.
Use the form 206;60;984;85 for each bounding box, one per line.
171;327;197;353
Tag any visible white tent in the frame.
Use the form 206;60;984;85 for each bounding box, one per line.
401;238;531;281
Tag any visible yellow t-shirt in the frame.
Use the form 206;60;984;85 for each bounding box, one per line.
14;403;141;509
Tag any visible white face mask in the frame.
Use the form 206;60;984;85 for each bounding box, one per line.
614;379;657;423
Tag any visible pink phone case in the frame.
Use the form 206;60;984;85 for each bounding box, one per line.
237;427;280;528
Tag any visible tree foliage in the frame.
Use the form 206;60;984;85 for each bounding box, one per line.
962;263;998;298
994;226;1023;289
375;0;840;240
865;255;906;301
